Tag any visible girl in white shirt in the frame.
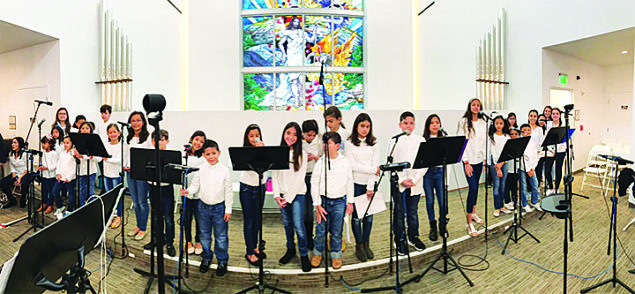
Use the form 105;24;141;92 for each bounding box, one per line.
38;136;58;214
103;124;124;228
52;136;77;211
422;114;450;241
543;105;553;122
345;113;379;262
528;110;548;189
125;111;153;241
51;126;65;155
273;122;311;272
239;124;267;266
184;130;206;255
0;137;28;209
546;108;567;194
51;107;72;135
324;106;351;152
488;116;511;217
75;122;102;209
457;98;487;236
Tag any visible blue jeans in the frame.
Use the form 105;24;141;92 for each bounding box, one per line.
78;174;96;208
104;176;123;217
519;170;539;206
126;172;150;231
0;174;34;206
280;194;308;256
150;184;175;245
423;167;444;222
464;163;483;213
52;180;76;210
239;183;265;255
183;197;201;243
391;183;421;241
313;196;346;259
352;184;373;244
197;201;229;264
489;160;508;210
41;178;56;206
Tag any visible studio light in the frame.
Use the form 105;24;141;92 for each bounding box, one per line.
142;94;166;114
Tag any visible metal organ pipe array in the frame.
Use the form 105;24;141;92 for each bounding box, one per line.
476;8;507;110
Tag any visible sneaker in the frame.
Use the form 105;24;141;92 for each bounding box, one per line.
187;242;195;254
505;202;515;211
301;255;312;272
194;243;203;255
523;205;534;213
199;259;210;273
395;241;407;256
45;205;54;214
110;216;121;229
408;237;426;251
134;231;146;241
128;227;140;237
546;189;555;196
501;207;512;214
332;258;343;270
493;210;501;217
471;214;484;224
216;263;228;277
310;255;322;267
166;244;176;257
143;242;155;250
279;248;296;265
532;202;543;212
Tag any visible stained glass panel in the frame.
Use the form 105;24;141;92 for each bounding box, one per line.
274;15;304;66
332;73;363;109
304;16;332;66
244;73;275;110
332;17;363;67
243;16;274;67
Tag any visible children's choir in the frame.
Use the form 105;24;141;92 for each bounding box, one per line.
0;101;570;275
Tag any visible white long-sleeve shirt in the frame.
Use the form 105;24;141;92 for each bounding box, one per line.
78;154;101;176
345;137;379;187
272;150;308;204
124;136;153;168
530;125;546;156
457;117;487;165
40;150;58;179
521;138;539;172
57;149;77;182
387;133;427;195
97;119;113;145
8;153;26;176
184;154;206;200
240;170;267;186
488;133;509;165
303;138;322;174
310;154;354;206
187;161;233;214
104;142;122;178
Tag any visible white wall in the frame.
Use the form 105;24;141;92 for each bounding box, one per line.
187;1;415;111
604;63;634;144
418;0;635;111
0;41;61;149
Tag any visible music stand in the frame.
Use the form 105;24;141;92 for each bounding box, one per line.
11;149;44;242
130;147;182;293
1;183;123;293
69;133;111;210
230;146;290;294
413;136;474;287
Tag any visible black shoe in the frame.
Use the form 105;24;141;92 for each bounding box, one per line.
439;219;448;238
355;244;367;262
429;220;438;242
200;259;210;273
408;237;426;251
166;244;176;257
143;242;155;250
216;263;227;277
363;242;374;260
2;201;16;209
395;241;407;256
300;255;311;272
278;248;296;265
19;200;26;208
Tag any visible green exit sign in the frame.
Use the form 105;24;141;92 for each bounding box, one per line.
559;73;568;85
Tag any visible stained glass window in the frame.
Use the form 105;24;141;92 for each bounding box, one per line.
242;0;364;111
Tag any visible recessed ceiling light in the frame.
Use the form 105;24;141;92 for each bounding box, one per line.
621;50;629;55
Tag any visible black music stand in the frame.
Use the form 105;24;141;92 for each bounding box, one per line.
69;133;111;210
413;136;473;286
1;183;123;293
130;148;182;294
498;137;540;253
231;146;290;294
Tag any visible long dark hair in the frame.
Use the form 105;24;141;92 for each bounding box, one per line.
51;126;65;145
507;112;518;128
243;124;262;147
52;107;71;134
280;122;303;172
537;114;548;132
423;114;445;140
324;106;345;129
349;113;376;147
551;108;563;127
106;124;121;143
188;130;207;157
126;111;150;144
41;136;56;151
10;137;25;158
543;105;553;119
488;115;510;142
461;98;483;136
78;121;94;133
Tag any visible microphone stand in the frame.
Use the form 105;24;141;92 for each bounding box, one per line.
319;54;332;288
482;115;492;240
12;149;44;242
117;122;129;258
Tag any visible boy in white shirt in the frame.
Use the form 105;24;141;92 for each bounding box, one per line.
310;132;354;270
388;111;427;253
519;124;542;213
181;140;232;276
302;119;322;250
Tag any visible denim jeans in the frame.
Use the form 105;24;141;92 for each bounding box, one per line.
519;170;540;206
104;176;123;217
464;163;483;213
313;196;346;259
41;178;56;206
52;180;76;210
423;167;445;222
149;184;175;245
0;174;34;205
183;197;201;243
197;201;229;264
391;183;421;241
280;194;309;256
78;174;97;208
239;183;265;255
352;184;373;244
489;160;508;210
126;172;150;231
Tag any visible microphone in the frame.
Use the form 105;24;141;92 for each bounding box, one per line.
392;129;411;139
539;118;550;122
440;128;448;136
117;121;131;128
183;143;192;152
35;99;53;106
479;111;492;121
37;118;46;128
254;138;261;144
564;104;574;112
380;161;411;172
166;163;200;173
599;154;634;165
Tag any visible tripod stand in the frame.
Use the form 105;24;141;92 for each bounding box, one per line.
580;155;634;294
12;149;44;242
231;146;290;294
414;135;473;287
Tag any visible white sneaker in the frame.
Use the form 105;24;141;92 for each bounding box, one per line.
523;205;534;213
493;210;500;217
546;189;555;196
532;202;543;212
501;207;512;214
505;203;515;210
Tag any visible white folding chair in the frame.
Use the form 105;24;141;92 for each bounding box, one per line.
581;145;612;192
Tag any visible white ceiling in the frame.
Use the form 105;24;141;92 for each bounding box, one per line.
0;20;57;54
545;27;634;66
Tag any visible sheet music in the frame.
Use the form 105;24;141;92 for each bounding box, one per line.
354;191;387;217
